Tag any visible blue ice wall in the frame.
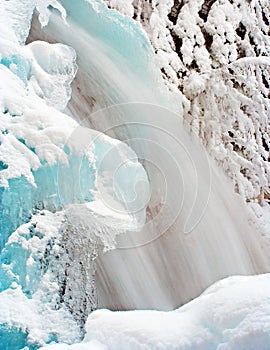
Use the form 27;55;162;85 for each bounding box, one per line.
0;152;96;294
61;0;153;78
0;151;96;347
0;153;95;250
0;324;37;350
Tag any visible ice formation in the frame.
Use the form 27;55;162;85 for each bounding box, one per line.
0;0;150;347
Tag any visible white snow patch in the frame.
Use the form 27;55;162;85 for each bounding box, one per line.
41;274;270;349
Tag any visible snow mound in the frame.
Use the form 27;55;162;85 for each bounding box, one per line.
42;273;270;349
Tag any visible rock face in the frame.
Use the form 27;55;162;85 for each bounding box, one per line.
105;0;270;207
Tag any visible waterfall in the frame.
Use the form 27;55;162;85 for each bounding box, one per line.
27;0;269;312
1;0;270;348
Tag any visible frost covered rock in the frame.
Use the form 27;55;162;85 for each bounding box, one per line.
105;0;270;208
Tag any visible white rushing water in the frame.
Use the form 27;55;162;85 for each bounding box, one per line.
27;0;269;313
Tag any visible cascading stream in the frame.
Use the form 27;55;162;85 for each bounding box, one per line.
26;0;270;313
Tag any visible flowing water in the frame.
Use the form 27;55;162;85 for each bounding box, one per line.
27;0;269;312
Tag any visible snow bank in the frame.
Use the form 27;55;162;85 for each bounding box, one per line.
42;273;270;350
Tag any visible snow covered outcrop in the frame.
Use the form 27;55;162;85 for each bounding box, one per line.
105;0;270;209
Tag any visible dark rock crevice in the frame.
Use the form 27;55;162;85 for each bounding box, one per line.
168;0;185;25
169;29;183;61
236;22;247;40
198;0;217;22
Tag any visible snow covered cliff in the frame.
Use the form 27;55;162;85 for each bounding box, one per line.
105;0;270;211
